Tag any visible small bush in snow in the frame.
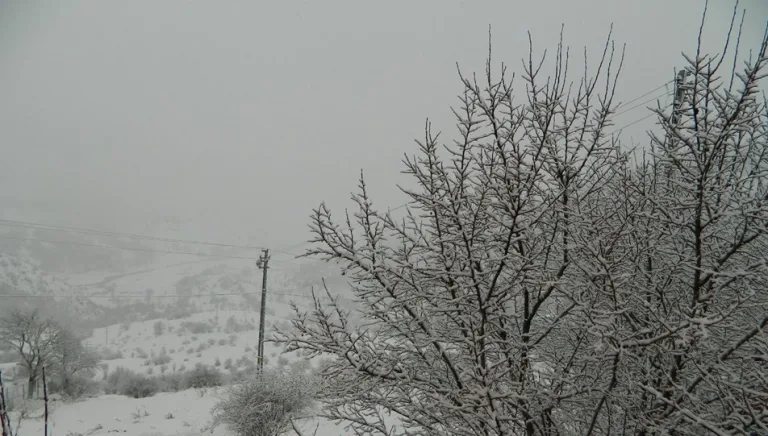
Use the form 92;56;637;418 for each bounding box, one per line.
131;407;149;420
123;374;158;398
157;372;186;392
151;353;172;366
98;349;123;360
181;321;212;334
153;320;165;336
48;374;100;399
105;366;158;398
184;363;223;389
211;368;319;436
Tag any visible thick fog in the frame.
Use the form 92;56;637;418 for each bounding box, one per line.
0;0;765;248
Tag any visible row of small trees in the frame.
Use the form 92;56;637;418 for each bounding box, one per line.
272;5;768;436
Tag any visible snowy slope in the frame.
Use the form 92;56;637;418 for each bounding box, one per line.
66;256;332;315
0;253;104;320
84;309;301;375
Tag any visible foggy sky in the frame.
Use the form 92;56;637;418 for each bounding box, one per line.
1;1;765;251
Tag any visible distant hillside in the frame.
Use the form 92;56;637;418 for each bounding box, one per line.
0;226;156;274
0;252;105;322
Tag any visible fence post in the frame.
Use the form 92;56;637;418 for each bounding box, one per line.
42;366;48;436
0;369;13;436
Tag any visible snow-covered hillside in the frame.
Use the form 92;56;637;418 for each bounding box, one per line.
0;253;104;320
0;252;360;436
84;309;302;376
66;256;343;314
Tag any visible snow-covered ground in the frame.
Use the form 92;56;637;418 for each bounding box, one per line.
1;253;357;436
4;304;346;436
11;388;349;436
83;309;299;375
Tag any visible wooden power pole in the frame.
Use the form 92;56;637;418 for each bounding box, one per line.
256;248;270;374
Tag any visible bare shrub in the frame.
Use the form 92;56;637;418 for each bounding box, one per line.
181;321;213;334
153;320;165;337
211;369;319;436
98;349;123;360
104;366;158;398
184;363;223;389
150;353;172;366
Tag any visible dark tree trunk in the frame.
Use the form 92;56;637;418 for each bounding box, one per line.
27;377;36;400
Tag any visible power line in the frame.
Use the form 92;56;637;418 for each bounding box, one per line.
613;92;670;117
389;202;411;212
0;219;267;251
0;235;264;260
0;289;346;303
608;92;675;137
0;233;308;267
613;113;658;135
615;80;673;111
273;241;311;256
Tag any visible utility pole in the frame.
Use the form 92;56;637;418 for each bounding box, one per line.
255;248;270;374
670;69;690;127
663;68;691;184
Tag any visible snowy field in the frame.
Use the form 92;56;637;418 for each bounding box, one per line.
10;389;349;436
83;309;300;375
1;256;355;435
5;308;350;436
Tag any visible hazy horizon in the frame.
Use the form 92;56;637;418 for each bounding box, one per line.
1;0;765;251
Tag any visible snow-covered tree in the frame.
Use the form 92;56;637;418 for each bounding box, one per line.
613;7;768;433
47;326;100;398
0;309;62;399
274;6;768;435
0;308;98;400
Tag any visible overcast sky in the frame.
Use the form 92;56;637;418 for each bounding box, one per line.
0;1;765;251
